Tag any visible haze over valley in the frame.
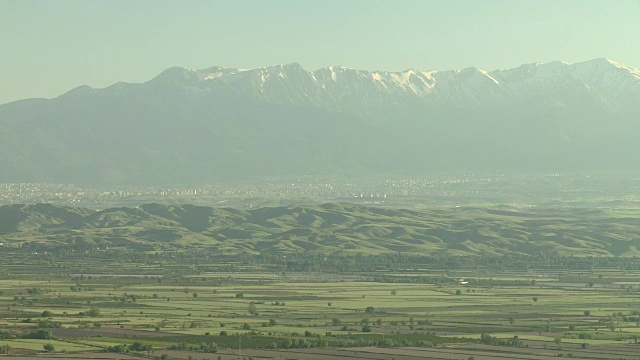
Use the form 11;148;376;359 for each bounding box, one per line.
3;2;640;359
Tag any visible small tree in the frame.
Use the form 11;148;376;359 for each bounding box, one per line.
583;310;591;316
509;317;515;326
43;343;55;352
248;303;257;315
532;296;538;302
391;289;397;296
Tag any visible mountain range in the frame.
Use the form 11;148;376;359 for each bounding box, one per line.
1;59;639;185
2;203;640;256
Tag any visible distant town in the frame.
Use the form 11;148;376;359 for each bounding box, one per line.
2;172;638;210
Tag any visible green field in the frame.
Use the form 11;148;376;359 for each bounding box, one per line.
1;263;640;359
2;202;640;359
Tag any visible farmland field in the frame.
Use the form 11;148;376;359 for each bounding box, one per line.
2;257;640;359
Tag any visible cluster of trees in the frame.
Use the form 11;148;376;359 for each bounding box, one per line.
167;341;217;353
107;341;153;353
480;333;522;347
20;329;53;340
13;243;640;274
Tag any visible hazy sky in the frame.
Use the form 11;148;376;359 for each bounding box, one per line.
1;0;639;105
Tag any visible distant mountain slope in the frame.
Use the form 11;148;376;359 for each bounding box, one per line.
2;203;640;256
1;59;639;184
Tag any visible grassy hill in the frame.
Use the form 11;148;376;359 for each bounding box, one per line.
1;203;639;256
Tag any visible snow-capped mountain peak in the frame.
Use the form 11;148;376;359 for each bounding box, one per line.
98;59;640;115
149;66;200;84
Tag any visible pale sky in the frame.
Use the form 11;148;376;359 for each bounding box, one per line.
1;0;639;105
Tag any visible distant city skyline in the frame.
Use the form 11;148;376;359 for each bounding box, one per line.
1;0;639;105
